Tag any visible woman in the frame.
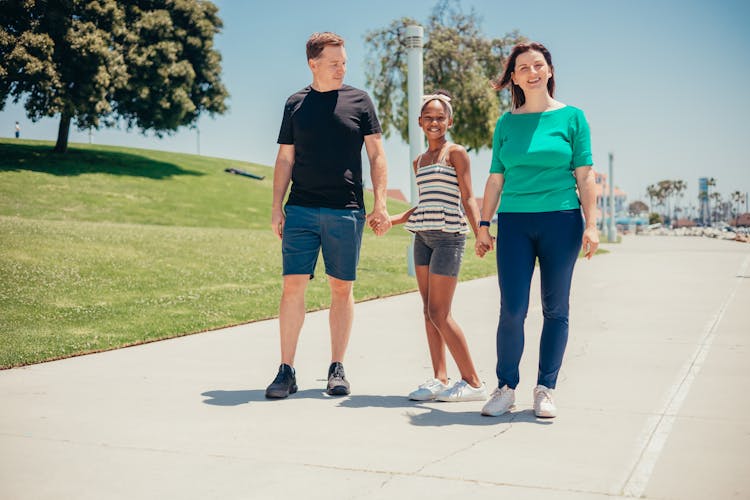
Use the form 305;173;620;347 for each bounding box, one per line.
390;90;487;402
476;42;599;418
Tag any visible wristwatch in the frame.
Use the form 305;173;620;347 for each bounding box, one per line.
479;220;491;228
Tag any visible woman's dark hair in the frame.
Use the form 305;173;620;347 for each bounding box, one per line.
492;42;555;109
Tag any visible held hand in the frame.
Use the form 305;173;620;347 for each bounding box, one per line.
582;226;599;259
367;207;392;236
271;208;285;240
475;229;495;257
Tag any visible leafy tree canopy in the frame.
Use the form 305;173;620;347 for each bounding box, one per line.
364;0;525;152
0;0;228;152
628;200;649;215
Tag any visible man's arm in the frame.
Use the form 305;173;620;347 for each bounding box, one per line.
363;133;391;236
271;144;295;240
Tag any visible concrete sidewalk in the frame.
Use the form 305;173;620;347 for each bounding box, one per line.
1;236;749;499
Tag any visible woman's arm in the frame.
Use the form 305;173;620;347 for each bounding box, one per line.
475;173;504;256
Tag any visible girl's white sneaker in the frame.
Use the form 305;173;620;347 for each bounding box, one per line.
435;379;488;402
408;378;450;401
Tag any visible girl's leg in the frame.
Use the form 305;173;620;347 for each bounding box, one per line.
495;213;536;389
416;264;448;384
426;272;481;387
536;210;584;388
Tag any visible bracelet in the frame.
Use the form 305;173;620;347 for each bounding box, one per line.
479;220;491;228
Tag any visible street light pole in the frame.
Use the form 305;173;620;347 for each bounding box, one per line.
405;25;424;276
608;152;617;242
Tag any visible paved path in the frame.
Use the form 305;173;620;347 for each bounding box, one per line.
1;235;749;500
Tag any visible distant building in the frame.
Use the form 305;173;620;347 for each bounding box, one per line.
673;218;697;228
593;171;627;224
733;213;750;227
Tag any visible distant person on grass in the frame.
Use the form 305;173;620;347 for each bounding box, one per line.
15;121;20;139
476;42;599;418
389;90;487;403
266;32;391;399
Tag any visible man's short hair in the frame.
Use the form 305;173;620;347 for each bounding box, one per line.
306;32;345;60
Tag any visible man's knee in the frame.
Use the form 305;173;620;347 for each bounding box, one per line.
282;275;309;297
328;276;353;299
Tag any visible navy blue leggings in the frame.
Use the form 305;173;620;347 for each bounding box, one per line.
495;209;583;389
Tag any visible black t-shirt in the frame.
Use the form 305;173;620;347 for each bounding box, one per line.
277;85;382;209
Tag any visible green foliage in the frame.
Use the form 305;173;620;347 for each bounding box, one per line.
0;0;228;152
645;179;687;222
364;0;525;152
628;200;649;215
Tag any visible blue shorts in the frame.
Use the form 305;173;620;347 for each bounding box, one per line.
413;230;466;277
282;204;365;281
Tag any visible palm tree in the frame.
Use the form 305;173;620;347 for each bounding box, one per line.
706;178;717;222
657;180;674;223
709;192;723;223
646;184;660;216
731;191;743;220
672;180;687;221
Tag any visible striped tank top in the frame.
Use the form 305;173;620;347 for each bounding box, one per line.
405;143;468;234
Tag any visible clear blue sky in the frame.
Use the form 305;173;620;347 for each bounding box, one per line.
2;0;749;211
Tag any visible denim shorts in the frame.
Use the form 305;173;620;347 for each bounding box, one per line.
413;230;466;277
282;204;365;281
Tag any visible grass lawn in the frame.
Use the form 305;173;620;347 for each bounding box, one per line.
1;139;502;368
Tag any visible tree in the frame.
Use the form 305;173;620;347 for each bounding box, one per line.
0;0;228;153
730;190;743;218
705;177;717;222
364;0;525;152
657;180;674;222
646;183;666;219
709;191;723;223
628;200;649;215
672;179;687;220
646;179;686;223
647;184;661;211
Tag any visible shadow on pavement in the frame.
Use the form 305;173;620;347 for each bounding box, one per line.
201;389;267;406
201;388;333;406
338;395;552;427
408;407;551;427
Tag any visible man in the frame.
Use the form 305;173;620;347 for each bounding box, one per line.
266;32;391;399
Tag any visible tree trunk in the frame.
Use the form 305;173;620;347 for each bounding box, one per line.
53;113;71;153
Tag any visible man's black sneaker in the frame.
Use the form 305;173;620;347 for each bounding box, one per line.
265;364;297;399
326;362;350;396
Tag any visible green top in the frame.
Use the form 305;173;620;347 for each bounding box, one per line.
490;105;592;213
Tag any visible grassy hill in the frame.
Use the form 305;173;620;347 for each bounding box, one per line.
0;139;496;368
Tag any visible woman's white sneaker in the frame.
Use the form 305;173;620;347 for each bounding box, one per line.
435;380;487;402
481;385;516;416
533;385;557;418
408;378;450;401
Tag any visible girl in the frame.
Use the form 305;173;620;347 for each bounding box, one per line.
390;90;487;402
